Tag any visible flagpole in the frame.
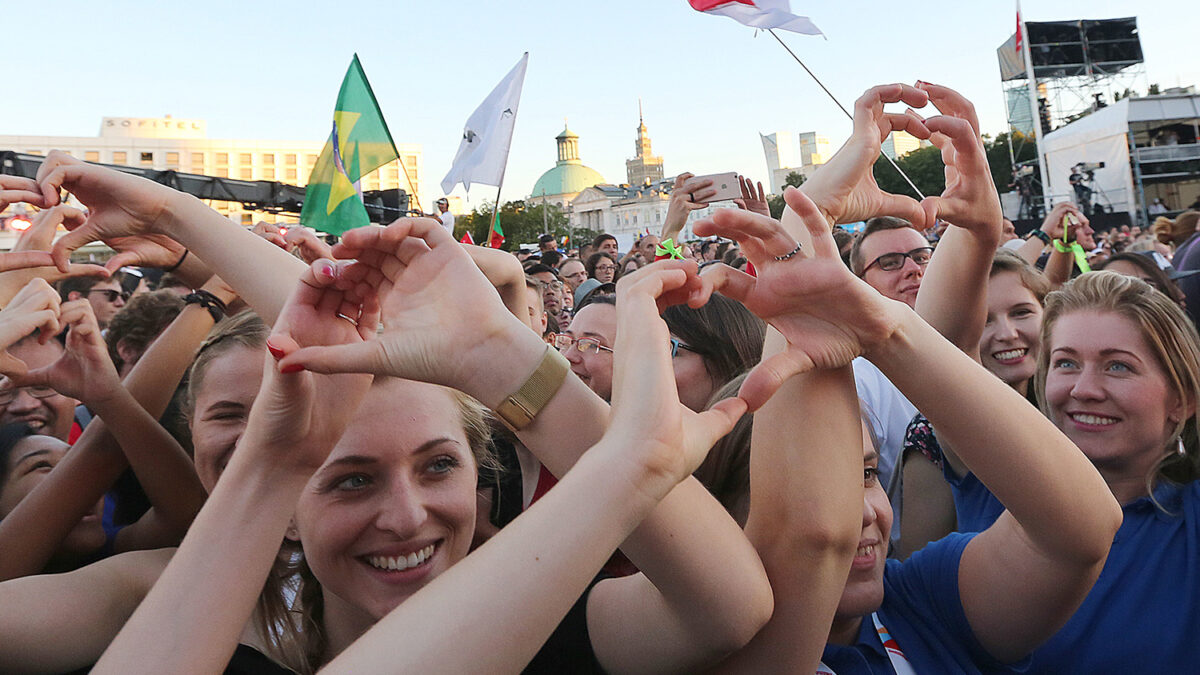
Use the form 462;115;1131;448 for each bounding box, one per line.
489;181;503;247
767;29;925;200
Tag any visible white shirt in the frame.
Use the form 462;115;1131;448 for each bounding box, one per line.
438;210;455;232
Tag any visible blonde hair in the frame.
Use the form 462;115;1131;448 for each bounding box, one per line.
256;383;497;673
1036;271;1200;497
184;310;269;420
1153;211;1200;248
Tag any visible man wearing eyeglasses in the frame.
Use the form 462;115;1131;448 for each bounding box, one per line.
0;335;79;441
847;216;933;309
58;277;127;330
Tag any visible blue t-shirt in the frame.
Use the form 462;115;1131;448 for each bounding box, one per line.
820;533;1026;674
1027;480;1200;673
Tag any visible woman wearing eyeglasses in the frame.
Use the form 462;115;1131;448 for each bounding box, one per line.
585;252;617;285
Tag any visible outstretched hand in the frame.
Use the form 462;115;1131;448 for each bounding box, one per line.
276;218;529;400
798;84;931;228
30;151;178;273
0;279;62;376
734;176;770;218
694;188;905;410
913;82;1003;236
244;259;379;473
606;260;747;480
11;300;122;406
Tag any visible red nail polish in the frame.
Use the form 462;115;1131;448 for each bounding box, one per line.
319;264;335;278
746;262;757;278
266;340;285;360
280;363;305;374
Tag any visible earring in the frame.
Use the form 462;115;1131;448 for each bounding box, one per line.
1177;436;1188;457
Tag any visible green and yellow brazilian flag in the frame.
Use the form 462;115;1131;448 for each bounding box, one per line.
301;55;399;235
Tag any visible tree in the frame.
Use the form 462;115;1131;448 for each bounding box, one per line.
454;199;571;250
768;171;806;219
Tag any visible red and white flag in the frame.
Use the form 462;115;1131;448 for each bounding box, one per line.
689;0;822;36
459;230;475;245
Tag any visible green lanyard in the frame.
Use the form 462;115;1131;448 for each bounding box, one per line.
1052;214;1091;274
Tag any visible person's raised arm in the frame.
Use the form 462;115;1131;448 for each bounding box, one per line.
7;300;206;549
692;189;875;673
280;220;774;672
0;276;239;580
911;82;1004;355
661;172;715;241
93;260;378;675
322;262;750;674
1040;204;1089;289
34;151;304;323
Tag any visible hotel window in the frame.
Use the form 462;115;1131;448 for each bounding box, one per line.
215;168;229;177
140;152;154;164
285;168;298;181
192;152;205;164
239;168;252;180
263;168;275;180
84;151;100;162
262;153;275;165
166;152;179;166
216;153;229;165
112;152;127;164
306;154;318;166
285;154;297;165
239;153;252;165
403;155;417;167
25;150;42;156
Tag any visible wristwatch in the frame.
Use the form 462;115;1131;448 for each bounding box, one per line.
493;345;570;432
1027;229;1051;245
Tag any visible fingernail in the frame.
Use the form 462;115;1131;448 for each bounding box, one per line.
280;363;305;374
266;340;285;360
746;262;757;278
319;264;335;278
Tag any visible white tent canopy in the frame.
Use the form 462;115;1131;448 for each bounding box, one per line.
1042;99;1135;216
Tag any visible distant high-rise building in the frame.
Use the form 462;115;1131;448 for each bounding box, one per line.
761;131;800;194
798;131;832;168
881;130;930;160
625;101;664;187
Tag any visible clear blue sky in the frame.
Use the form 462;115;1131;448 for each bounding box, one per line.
0;1;1192;210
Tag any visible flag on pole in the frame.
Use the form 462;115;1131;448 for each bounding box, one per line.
301;55;399;235
441;53;530;194
488;212;506;249
689;0;823;36
459;231;475;245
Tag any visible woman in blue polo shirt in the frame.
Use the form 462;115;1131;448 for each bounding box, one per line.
894;268;1200;672
692;183;1123;673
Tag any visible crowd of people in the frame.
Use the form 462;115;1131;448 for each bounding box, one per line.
0;80;1197;674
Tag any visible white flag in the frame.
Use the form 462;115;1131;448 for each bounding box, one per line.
690;0;823;36
441;53;529;194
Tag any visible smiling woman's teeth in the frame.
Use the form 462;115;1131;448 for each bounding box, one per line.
992;348;1027;361
856;544;874;558
1071;413;1118;426
367;544;435;572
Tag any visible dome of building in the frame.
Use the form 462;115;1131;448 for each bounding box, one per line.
530;124;605;206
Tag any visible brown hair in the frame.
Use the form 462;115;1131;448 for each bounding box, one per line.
105;290;186;372
183;310;269;420
694;374;752;526
1153;211;1200;248
1036;271;1200;499
991;249;1051;304
849;216;916;275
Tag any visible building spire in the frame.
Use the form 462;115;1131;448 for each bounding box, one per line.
638;98;644;125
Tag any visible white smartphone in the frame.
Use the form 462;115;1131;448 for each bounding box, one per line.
692;172;741;203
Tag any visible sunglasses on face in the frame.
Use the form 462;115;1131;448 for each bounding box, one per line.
88;289;130;302
860;247;934;275
552;334;613;355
